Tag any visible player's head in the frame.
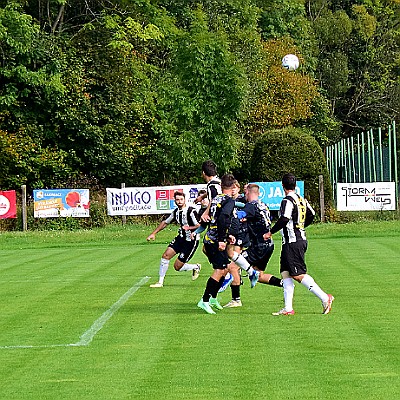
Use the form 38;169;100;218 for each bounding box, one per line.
232;179;241;198
173;191;186;208
221;173;236;194
202;160;217;178
245;183;259;200
282;173;296;191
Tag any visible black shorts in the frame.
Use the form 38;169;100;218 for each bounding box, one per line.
280;241;308;276
230;232;250;248
168;236;199;264
242;241;274;271
203;242;230;270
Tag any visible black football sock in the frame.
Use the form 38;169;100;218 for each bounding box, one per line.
268;276;283;287
203;277;221;301
231;284;241;301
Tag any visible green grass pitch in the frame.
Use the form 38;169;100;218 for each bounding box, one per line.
0;221;399;399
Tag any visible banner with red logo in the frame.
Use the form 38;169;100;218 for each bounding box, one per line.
33;189;90;218
0;190;17;219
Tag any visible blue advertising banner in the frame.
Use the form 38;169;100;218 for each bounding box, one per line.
33;189;90;218
254;181;304;210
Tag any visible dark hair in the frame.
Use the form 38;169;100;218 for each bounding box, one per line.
198;189;207;196
202;160;217;177
221;173;236;189
174;191;185;199
282;173;296;190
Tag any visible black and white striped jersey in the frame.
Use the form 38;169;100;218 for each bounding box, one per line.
277;192;315;244
165;206;199;242
207;177;222;200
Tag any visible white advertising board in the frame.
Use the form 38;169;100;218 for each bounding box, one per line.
106;185;206;216
337;182;396;211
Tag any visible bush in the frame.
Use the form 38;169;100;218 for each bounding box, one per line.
249;126;334;218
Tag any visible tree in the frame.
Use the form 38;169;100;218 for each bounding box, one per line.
153;8;247;182
309;0;400;132
249;126;333;216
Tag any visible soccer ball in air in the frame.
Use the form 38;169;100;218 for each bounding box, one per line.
282;54;299;71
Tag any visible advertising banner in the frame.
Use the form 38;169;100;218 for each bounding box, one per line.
107;185;206;216
254;181;304;210
337;182;396;211
0;190;17;219
33;189;90;218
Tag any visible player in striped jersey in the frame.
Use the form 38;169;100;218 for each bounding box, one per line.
194;160;222;222
147;191;201;287
265;173;334;315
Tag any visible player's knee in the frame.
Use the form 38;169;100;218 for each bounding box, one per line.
173;261;183;271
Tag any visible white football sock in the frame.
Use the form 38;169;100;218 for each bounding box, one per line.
232;252;254;274
178;263;198;272
158;258;169;284
301;274;329;302
283;278;295;311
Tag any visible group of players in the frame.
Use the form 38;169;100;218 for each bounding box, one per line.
146;160;334;316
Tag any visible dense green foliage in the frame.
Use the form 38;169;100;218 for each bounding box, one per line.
249;126;333;217
0;0;399;195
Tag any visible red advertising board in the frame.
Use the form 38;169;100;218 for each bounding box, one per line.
0;190;17;219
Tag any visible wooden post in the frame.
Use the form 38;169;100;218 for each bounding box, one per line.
121;182;126;225
318;175;325;223
21;185;28;231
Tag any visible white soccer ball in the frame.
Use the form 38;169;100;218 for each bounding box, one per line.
282;54;299;71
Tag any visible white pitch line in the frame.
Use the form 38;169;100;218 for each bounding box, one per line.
76;275;150;346
0;276;150;350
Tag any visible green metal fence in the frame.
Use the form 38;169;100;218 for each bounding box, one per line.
326;121;399;204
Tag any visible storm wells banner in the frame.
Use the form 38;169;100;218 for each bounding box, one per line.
0;190;17;219
33;189;90;218
337;182;396;211
106;185;206;216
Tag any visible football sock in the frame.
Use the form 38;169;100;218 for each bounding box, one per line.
158;258;169;284
301;274;329;302
283;278;295;311
231;252;255;275
231;284;241;301
268;276;283;287
203;277;220;302
178;263;198;272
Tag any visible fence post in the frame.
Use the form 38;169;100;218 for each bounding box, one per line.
393;121;398;208
318;175;325;223
121;183;126;225
361;131;366;182
378;127;384;181
21;185;27;231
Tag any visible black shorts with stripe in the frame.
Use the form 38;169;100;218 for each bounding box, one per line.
280;240;308;276
168;236;199;264
242;241;274;271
